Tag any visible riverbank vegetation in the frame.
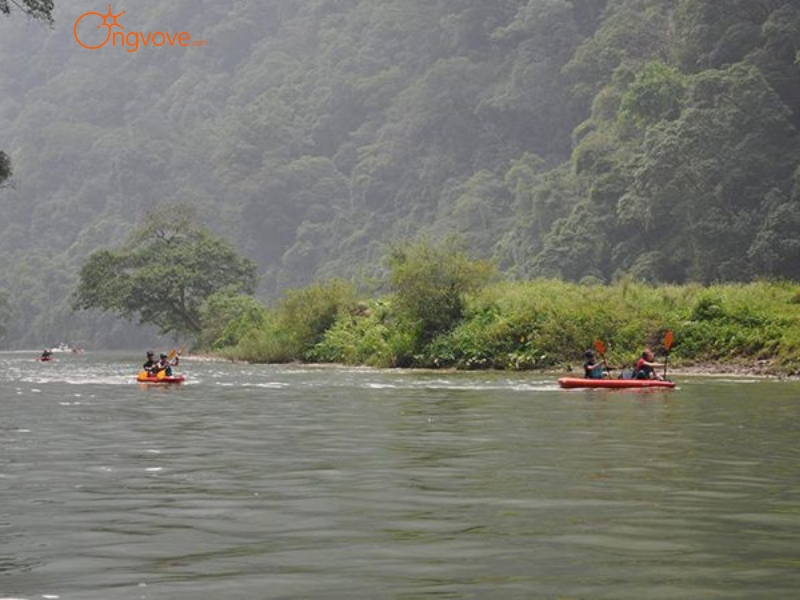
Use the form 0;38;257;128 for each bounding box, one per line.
209;241;800;376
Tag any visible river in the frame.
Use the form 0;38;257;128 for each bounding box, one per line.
2;351;799;599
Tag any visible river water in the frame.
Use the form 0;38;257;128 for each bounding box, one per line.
2;351;799;599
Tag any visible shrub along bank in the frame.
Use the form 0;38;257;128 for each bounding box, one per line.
213;275;800;376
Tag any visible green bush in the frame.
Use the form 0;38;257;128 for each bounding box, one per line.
387;238;494;347
220;318;296;363
199;289;267;350
220;269;800;374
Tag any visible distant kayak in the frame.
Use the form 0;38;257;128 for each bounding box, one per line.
558;377;675;389
136;374;185;384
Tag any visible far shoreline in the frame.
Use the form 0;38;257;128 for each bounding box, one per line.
184;352;799;380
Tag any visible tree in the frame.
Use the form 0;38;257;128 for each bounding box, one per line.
0;0;53;23
747;188;800;279
621;64;796;282
0;289;10;347
198;289;267;350
0;0;53;187
620;61;687;126
72;205;258;338
0;151;10;187
388;237;494;345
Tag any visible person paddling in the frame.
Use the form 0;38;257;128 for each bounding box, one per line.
143;350;158;373
634;348;665;380
583;349;608;379
151;352;179;377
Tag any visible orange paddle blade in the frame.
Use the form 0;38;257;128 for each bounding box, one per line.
664;330;674;351
594;339;606;355
138;370;148;379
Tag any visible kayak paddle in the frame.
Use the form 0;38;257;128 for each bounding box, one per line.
594;339;605;357
594;339;610;373
663;330;674;380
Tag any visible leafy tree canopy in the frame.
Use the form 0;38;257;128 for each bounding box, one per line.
388;237;494;345
72;205;258;338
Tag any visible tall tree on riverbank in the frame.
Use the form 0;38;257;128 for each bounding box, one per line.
72;205;258;338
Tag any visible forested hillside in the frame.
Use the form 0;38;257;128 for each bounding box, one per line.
0;0;798;348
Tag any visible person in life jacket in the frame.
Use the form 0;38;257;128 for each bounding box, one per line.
583;349;608;379
151;352;179;377
634;348;665;380
143;350;158;373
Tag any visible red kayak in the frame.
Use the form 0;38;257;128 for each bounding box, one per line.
558;377;675;389
137;374;185;384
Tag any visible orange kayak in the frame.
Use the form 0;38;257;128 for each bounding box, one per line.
558;377;675;389
136;374;185;384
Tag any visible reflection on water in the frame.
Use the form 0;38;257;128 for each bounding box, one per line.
1;351;800;599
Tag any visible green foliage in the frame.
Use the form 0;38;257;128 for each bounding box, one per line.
309;300;415;367
230;279;358;363
0;151;10;187
678;287;792;361
620;61;687;126
277;279;358;358
0;0;53;23
747;189;800;278
0;0;52;188
199;289;267;350
672;0;768;71
564;1;675;103
219;314;296;364
2;0;800;348
388;238;495;346
223;277;800;374
0;288;10;347
73;205;258;338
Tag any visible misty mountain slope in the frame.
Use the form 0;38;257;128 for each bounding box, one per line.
0;0;798;347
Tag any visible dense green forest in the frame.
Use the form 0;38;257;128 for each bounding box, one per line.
1;0;799;348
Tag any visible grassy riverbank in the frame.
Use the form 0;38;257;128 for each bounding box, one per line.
215;278;800;376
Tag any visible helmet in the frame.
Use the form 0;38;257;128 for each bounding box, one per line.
160;352;168;359
147;351;154;357
584;349;594;360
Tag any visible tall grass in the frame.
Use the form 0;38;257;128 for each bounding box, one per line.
221;279;800;374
